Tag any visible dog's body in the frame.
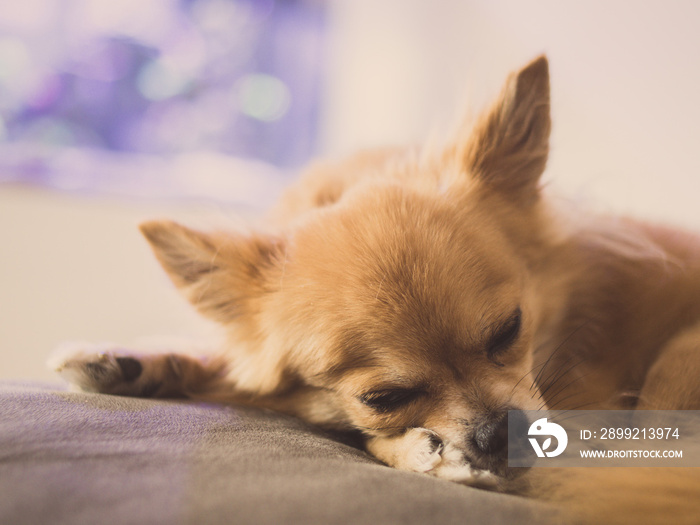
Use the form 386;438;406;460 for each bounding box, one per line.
53;57;700;522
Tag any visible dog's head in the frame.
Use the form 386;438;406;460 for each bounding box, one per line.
142;57;552;476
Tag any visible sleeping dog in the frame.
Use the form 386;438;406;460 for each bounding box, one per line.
52;56;700;523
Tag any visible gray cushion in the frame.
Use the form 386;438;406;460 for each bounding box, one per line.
0;382;558;524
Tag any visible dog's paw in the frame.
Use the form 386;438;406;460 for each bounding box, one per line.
365;427;444;473
429;453;500;489
366;426;502;488
421;441;499;488
401;428;445;472
48;342;147;395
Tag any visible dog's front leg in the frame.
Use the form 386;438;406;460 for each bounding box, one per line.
366;429;501;488
366;428;444;473
49;342;226;398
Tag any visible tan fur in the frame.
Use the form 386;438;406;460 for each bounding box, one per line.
53;56;700;523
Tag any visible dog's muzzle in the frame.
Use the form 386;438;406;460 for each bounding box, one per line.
471;410;509;457
468;408;531;477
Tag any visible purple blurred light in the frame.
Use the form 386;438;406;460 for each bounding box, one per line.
0;0;327;201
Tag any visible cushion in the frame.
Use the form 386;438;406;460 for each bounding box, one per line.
0;382;558;524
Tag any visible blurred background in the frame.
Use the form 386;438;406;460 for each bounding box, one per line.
3;0;700;381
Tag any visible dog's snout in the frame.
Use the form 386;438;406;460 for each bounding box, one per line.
471;411;509;456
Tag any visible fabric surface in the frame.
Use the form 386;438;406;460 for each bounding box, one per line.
0;381;559;524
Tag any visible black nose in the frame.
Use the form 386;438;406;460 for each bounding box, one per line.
471;411;509;457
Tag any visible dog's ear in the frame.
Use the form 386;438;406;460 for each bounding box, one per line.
140;220;282;324
456;56;551;201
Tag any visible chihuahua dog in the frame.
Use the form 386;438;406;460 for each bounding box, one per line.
53;56;700;522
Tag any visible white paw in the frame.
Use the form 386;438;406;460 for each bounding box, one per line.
427;442;500;488
399;428;444;473
48;342;142;393
430;461;500;488
367;427;445;473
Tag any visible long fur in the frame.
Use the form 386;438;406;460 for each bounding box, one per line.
53;56;700;523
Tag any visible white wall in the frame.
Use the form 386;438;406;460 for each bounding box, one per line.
321;0;700;225
0;187;233;380
3;0;700;380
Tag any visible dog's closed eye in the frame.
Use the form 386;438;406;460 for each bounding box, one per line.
486;308;522;364
359;389;424;413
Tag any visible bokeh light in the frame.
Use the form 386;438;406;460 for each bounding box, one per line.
137;59;193;101
233;73;291;122
0;0;326;201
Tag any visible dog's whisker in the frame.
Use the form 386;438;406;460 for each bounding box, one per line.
544;392;583;412
552;401;604;421
509;358;550;398
538;354;578;388
545;369;600;410
531;358;589;409
510;341;572;399
536;358;587;402
528;356;580;403
530;321;589;392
